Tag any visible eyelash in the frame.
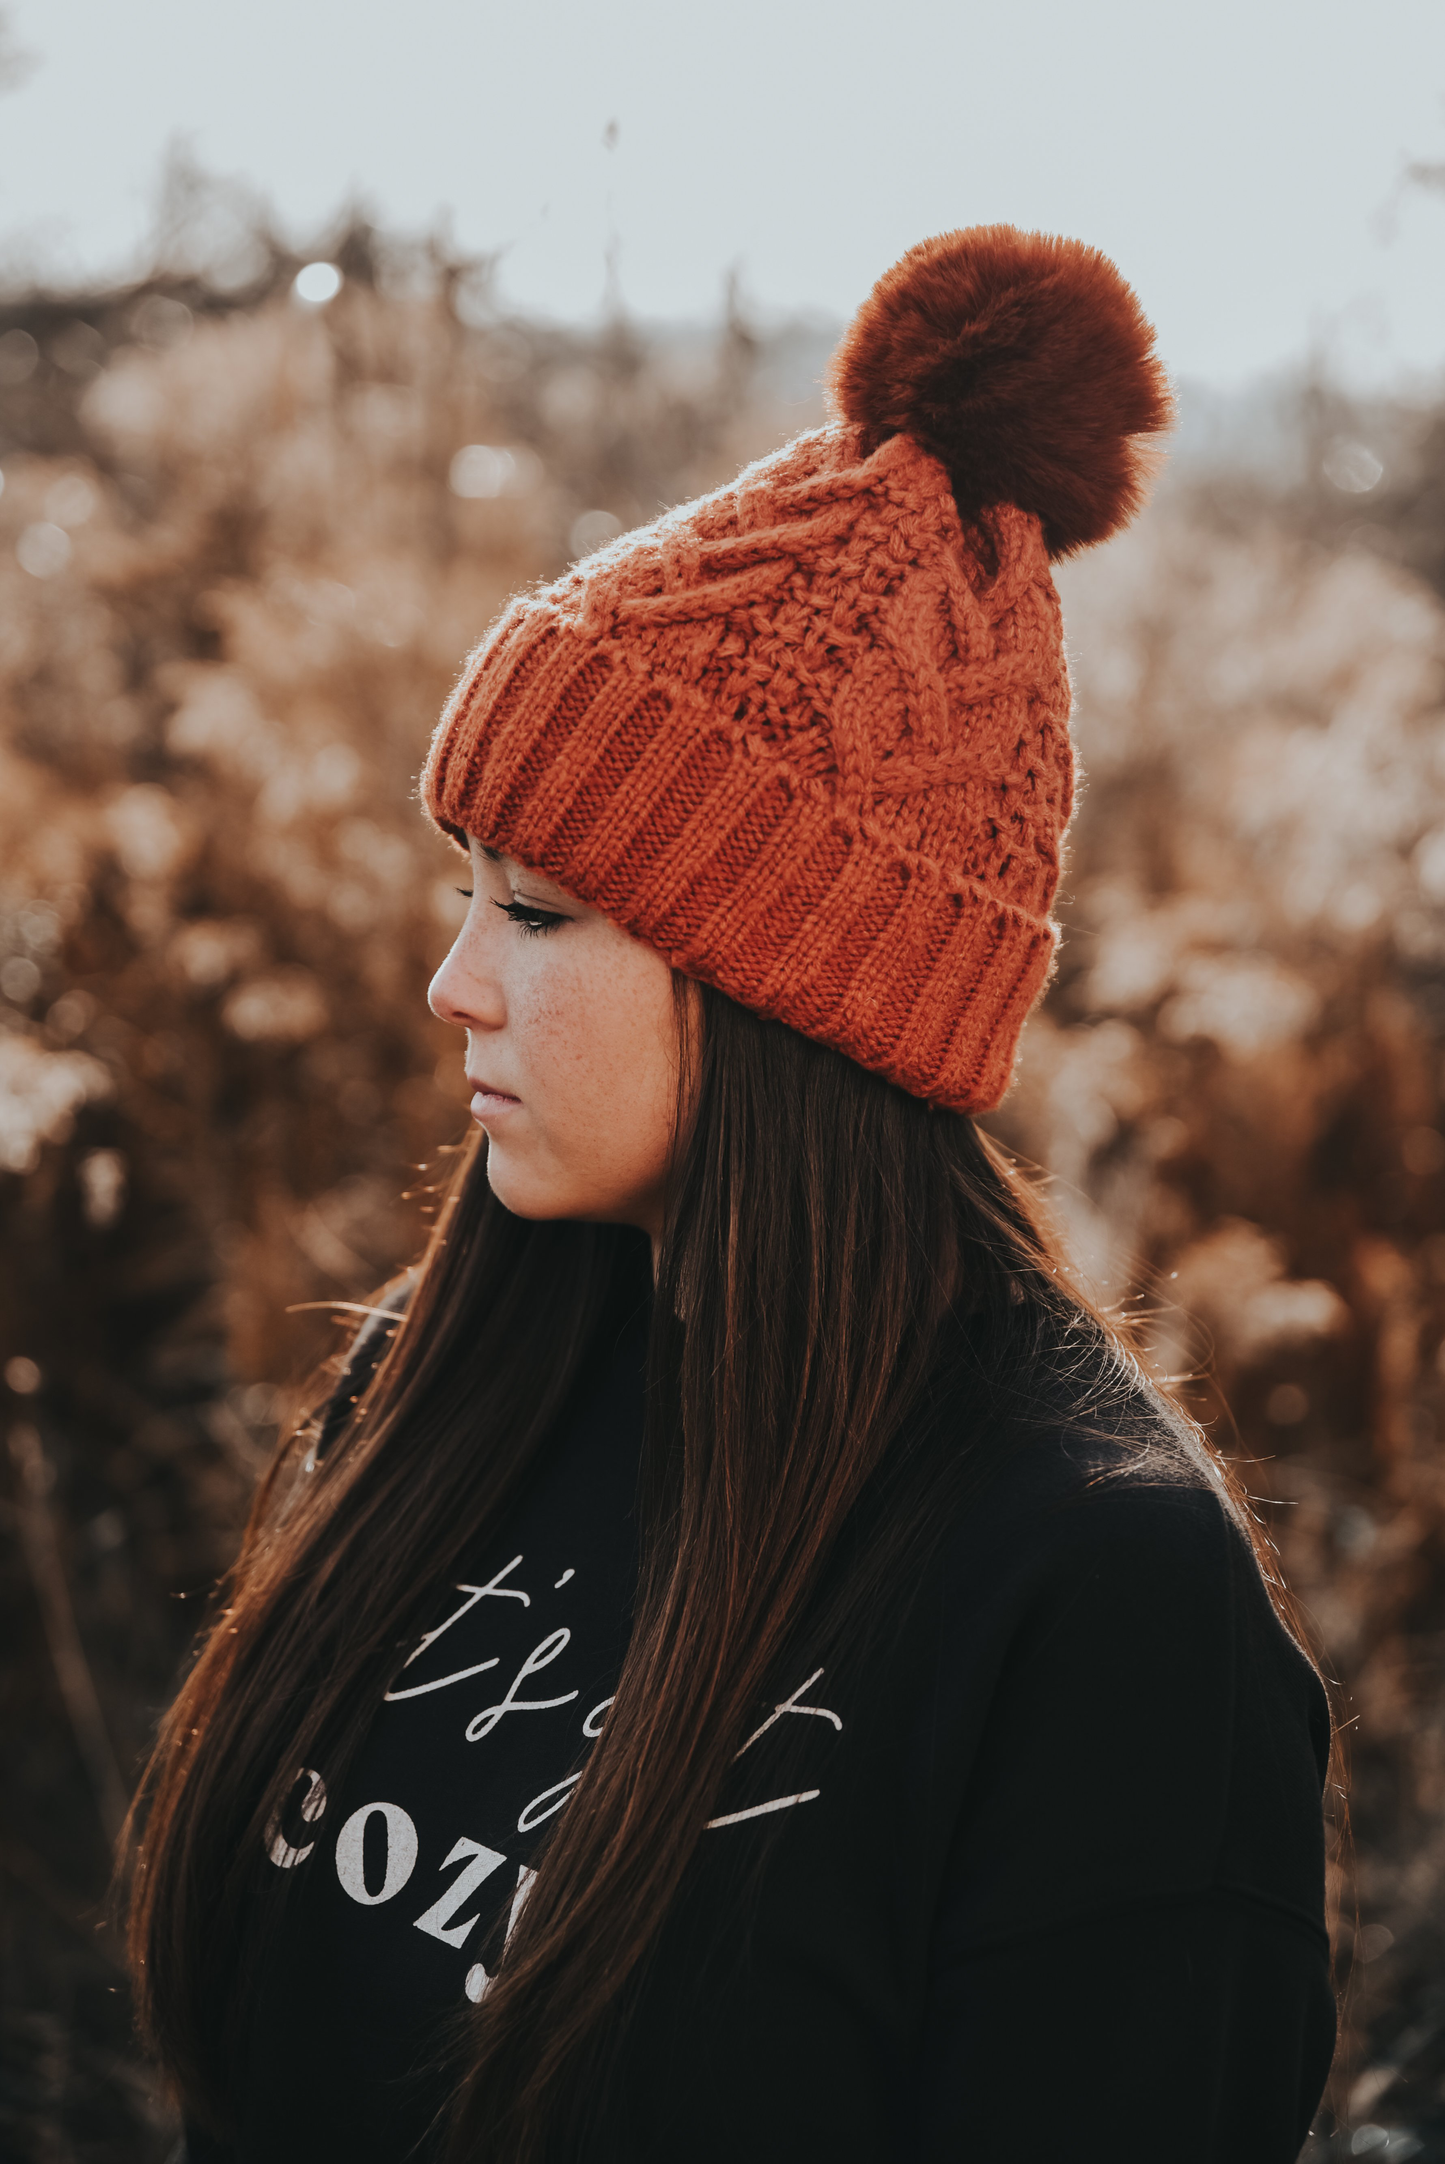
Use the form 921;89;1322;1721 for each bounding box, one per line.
453;889;567;937
498;899;565;937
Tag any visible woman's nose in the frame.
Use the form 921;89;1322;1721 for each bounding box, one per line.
428;933;504;1031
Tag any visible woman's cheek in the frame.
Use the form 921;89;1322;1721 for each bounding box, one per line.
483;931;677;1226
483;979;596;1217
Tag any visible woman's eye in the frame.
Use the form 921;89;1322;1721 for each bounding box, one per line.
455;887;473;899
494;898;566;937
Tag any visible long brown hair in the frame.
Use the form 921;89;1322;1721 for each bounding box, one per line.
126;984;1273;2157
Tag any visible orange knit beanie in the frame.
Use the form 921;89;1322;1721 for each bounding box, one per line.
423;225;1171;1113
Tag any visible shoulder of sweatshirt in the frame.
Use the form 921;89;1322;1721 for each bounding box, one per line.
919;1361;1290;1641
904;1379;1333;1951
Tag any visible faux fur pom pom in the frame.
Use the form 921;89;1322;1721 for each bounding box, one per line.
827;225;1174;559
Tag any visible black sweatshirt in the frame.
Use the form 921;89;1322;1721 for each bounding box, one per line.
188;1315;1335;2164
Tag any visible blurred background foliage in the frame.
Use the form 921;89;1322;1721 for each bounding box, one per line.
2;162;1445;2160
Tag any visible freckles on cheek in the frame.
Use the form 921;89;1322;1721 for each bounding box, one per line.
510;963;598;1110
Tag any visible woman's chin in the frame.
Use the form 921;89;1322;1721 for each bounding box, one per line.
482;1149;550;1221
480;1145;583;1224
481;1145;658;1236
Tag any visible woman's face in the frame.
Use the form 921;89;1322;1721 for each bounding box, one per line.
428;839;686;1243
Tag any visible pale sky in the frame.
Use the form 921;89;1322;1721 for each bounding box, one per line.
2;0;1444;389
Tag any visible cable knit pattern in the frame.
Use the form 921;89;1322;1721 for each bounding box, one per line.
423;421;1073;1113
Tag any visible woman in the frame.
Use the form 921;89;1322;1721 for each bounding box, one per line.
129;227;1335;2163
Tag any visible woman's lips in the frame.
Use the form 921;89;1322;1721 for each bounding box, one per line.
466;1077;521;1121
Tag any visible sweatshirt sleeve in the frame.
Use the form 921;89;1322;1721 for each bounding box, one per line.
178;2127;235;2164
918;1891;1334;2161
916;1474;1336;2162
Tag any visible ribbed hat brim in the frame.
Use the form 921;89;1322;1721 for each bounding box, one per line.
424;617;1055;1115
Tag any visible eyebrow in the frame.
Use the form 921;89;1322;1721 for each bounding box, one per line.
478;847;576;907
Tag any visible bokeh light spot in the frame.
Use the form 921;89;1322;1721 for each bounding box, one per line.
47;990;96;1038
293;261;343;306
448;443;542;499
17;523;72;578
222;968;328;1044
0;327;38;385
1335;1505;1378;1557
0;956;42;1004
78;1147;127;1229
130;293;194;349
45;475;98;529
1265;1381;1309;1426
51;320;105;379
450;443;511;498
1402;1126;1445;1177
569;508;622;558
1324;440;1384;494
